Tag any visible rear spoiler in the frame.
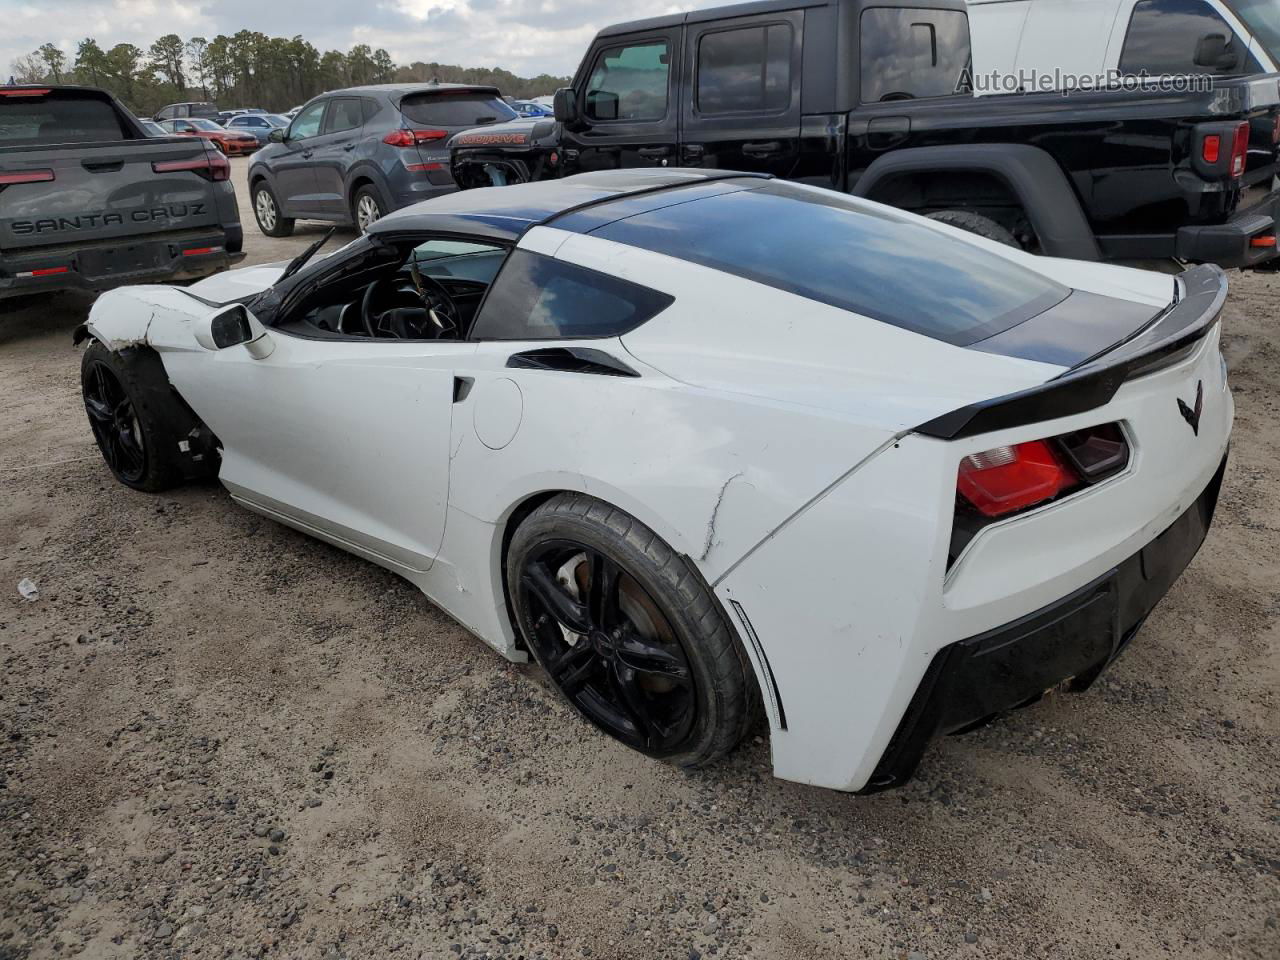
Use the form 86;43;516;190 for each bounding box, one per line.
914;264;1228;440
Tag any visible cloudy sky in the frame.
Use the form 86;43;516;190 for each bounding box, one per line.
3;0;719;80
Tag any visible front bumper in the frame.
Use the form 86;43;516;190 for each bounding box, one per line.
1176;189;1280;268
0;228;245;301
861;453;1227;793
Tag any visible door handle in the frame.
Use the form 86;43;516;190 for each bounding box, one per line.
343;143;356;152
507;347;638;377
742;141;782;157
301;150;313;159
682;144;705;160
637;146;671;158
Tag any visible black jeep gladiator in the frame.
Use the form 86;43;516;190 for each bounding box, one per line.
450;0;1280;270
1;84;244;301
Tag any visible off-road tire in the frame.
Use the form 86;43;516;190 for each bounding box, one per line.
926;209;1020;248
507;492;757;769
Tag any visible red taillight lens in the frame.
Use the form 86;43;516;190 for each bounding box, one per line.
152;149;229;182
1230;120;1249;178
1201;134;1221;164
0;88;50;97
383;128;448;147
957;440;1079;518
0;169;54;185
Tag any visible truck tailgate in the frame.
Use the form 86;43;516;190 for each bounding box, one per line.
0;137;224;253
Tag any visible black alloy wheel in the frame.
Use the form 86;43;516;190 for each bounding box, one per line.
519;539;697;756
82;358;147;484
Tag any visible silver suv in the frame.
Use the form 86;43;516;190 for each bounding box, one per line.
246;83;522;237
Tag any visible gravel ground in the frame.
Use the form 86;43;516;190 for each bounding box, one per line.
1;158;1277;960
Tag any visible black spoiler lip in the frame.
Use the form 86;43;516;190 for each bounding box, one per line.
914;264;1228;441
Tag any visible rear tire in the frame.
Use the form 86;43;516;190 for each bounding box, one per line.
81;342;189;492
926;209;1020;248
507;493;756;769
252;181;294;238
352;185;385;234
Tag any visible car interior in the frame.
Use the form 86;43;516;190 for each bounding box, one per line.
276;237;508;341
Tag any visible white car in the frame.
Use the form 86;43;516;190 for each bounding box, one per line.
76;170;1232;793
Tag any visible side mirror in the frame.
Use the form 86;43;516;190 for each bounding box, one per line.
268;127;285;143
584;90;618;122
194;304;274;359
553;87;580;125
1194;33;1238;70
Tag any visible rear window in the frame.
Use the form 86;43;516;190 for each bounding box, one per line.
0;94;130;146
470;250;674;340
589;181;1069;346
859;7;973;102
398;92;518;127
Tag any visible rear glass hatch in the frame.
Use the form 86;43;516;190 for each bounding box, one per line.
396;89;519;171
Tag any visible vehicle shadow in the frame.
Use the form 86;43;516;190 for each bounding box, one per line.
0;291;96;350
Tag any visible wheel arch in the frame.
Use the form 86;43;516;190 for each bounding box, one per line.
491;484;772;732
345;164;393;215
853;143;1100;260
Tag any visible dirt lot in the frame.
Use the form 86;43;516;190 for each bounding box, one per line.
1;157;1277;960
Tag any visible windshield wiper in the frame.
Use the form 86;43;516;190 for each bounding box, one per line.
279;226;338;283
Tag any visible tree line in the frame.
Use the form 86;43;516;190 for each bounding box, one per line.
9;32;571;116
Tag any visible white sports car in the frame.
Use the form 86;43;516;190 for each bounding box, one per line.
76;170;1231;793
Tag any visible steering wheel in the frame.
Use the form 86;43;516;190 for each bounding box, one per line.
360;267;460;339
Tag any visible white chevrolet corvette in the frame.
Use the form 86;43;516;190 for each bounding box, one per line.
76;170;1231;793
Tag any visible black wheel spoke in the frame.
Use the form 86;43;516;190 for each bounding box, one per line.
615;632;692;685
609;661;657;744
587;552;620;629
84;395;112;423
522;561;592;634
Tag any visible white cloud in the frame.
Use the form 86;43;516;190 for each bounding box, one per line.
3;0;711;80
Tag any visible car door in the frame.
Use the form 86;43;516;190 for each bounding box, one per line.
309;97;367;216
679;11;803;175
164;236;484;573
565;31;682;172
273;100;326;217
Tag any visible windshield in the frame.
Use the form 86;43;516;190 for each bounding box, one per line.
1229;0;1280;58
399;91;518;126
188;119;223;132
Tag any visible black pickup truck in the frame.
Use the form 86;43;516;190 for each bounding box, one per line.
450;0;1280;270
1;84;244;301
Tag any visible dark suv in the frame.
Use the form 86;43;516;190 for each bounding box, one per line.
246;83;522;237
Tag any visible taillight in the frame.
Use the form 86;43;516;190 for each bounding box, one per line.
957;441;1079;518
1201;135;1221;165
956;423;1129;519
152;148;229;182
0;169;54;185
383;128;448;147
1230;120;1249;178
0;88;50;97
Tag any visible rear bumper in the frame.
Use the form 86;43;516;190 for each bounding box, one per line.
0;228;245;301
1176;190;1280;268
862;453;1226;793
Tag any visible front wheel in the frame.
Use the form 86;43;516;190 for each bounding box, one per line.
81;343;189;492
507;493;756;768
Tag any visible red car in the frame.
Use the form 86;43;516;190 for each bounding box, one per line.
158;118;258;156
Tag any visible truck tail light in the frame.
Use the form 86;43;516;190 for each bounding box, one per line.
383;128;448;147
0;169;54;185
1230;120;1249;178
1201;135;1221;165
152;148;229;182
956;424;1130;519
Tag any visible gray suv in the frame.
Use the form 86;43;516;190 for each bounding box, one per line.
246;83;521;237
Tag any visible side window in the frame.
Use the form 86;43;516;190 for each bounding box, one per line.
1119;0;1261;75
470;250;674;340
173;120;193;133
290;101;326;140
156;106;175;121
324;98;363;135
859;8;972;103
584;40;670;122
697;24;792;114
362;98;382;123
